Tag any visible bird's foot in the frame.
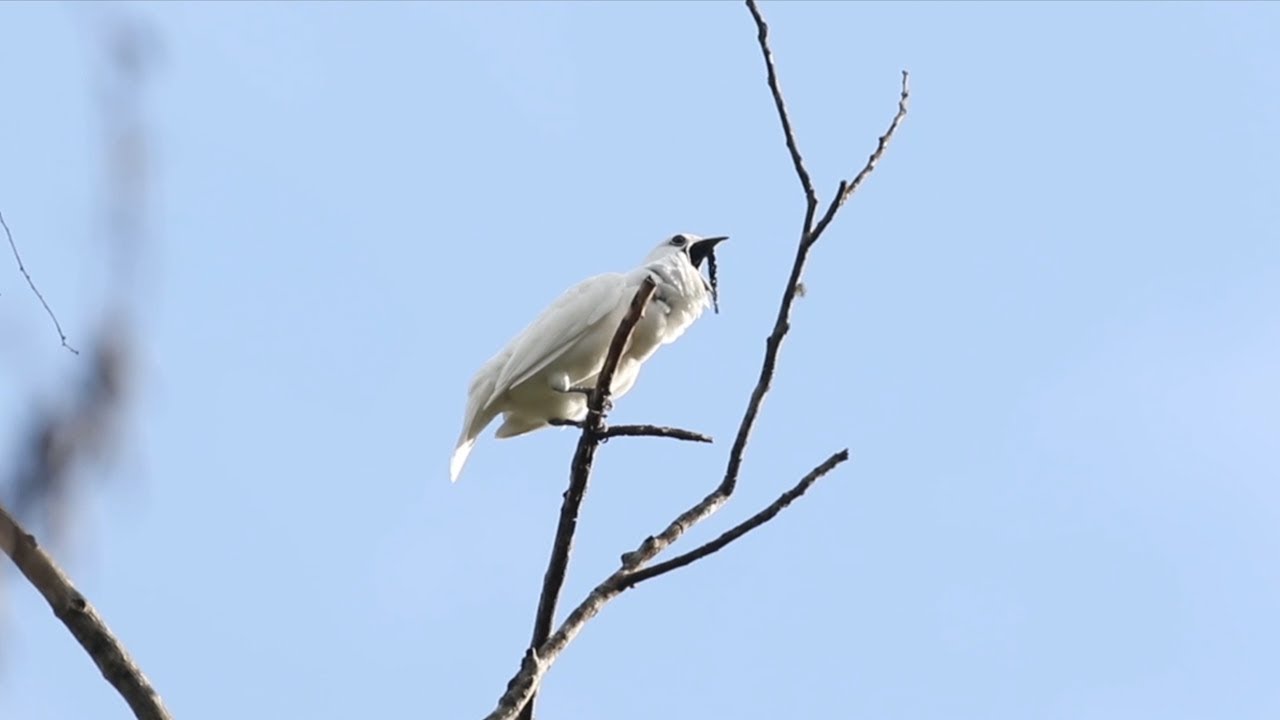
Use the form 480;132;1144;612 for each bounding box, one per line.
564;385;614;413
548;417;613;443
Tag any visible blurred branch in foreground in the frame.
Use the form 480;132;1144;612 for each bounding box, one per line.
1;7;171;720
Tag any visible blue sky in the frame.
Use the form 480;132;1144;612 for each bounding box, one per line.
2;1;1278;718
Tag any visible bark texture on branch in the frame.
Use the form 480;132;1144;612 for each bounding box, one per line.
0;504;172;720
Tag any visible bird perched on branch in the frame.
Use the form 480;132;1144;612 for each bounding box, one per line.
450;233;729;483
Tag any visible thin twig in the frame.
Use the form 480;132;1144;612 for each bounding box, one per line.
746;0;818;227
641;61;909;558
548;419;713;444
810;70;911;244
0;503;172;720
1;211;79;355
516;277;658;720
600;425;712;443
618;449;848;588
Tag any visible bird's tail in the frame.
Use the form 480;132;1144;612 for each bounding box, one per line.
450;360;501;483
450;438;476;484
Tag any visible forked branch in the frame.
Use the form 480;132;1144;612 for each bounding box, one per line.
484;450;849;720
616;448;849;589
810;70;911;244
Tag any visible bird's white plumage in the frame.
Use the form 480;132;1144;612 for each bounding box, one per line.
449;233;725;483
489;274;625;400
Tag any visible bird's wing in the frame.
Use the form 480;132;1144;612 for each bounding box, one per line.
489;272;628;402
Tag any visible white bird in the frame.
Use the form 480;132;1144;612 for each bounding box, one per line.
449;232;728;483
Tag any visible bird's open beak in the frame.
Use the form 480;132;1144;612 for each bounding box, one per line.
689;235;728;268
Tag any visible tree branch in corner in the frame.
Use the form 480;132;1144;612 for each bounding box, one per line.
0;504;172;720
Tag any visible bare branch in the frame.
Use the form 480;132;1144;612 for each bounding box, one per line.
600;425;713;443
0;503;172;720
617;449;848;588
516;277;658;720
839;71;910;206
723;0;878;502
548;419;713;444
1;211;79;355
810;70;911;243
746;0;819;228
482;452;847;720
715;28;910;505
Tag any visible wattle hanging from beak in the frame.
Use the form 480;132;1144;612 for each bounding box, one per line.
688;235;728;314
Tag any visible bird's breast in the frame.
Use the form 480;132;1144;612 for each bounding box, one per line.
627;288;703;361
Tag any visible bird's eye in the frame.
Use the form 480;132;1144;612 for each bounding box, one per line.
669;234;688;247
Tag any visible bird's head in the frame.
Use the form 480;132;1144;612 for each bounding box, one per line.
645;233;729;313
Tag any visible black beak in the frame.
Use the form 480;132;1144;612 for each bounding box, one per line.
688;235;728;269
